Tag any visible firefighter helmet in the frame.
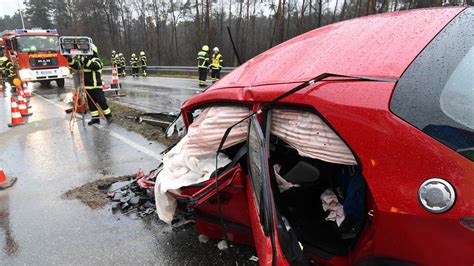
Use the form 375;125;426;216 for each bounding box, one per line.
202;45;209;52
119;53;123;56
140;51;145;56
112;50;116;54
213;47;219;53
132;53;136;57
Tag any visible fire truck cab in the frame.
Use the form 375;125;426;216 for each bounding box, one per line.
0;29;69;87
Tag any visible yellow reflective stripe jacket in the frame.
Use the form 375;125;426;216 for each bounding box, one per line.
211;53;223;69
69;56;103;89
197;50;209;68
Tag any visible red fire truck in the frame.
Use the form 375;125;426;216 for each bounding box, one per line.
0;29;69;87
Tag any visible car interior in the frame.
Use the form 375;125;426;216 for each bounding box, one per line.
263;108;369;259
269;136;366;257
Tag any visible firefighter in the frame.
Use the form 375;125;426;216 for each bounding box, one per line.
130;53;139;78
111;50;117;68
117;52;124;75
0;51;7;78
210;47;223;83
120;53;127;77
197;45;210;87
68;44;112;125
0;56;15;87
140;51;147;77
0;53;8;88
117;52;126;77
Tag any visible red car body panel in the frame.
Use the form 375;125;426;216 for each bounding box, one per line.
177;167;254;245
208;7;464;89
178;7;473;265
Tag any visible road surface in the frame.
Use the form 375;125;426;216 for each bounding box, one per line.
101;75;205;113
0;79;256;265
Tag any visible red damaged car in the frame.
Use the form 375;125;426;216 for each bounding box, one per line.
149;7;474;266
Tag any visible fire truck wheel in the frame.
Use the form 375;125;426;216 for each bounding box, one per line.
56;79;65;88
40;80;51;87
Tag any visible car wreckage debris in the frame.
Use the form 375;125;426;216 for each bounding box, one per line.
125;112;177;130
104;166;193;228
106;177;157;218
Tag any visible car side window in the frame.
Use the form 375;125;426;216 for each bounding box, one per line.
390;7;474;161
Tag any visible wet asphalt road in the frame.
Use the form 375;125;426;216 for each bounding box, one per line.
102;75;205;113
0;80;256;265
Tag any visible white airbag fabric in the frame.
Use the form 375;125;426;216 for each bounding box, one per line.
185;106;249;156
155;106;249;224
271;109;357;165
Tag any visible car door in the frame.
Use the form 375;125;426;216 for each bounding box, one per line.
247;115;284;265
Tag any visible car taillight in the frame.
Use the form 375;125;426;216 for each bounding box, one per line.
460;217;474;231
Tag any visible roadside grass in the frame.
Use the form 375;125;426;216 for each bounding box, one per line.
107;100;179;146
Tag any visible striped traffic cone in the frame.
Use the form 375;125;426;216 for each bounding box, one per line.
111;67;126;97
15;83;31;108
8;96;25;127
20;88;31;109
17;93;32;116
0;168;17;190
111;67;120;89
22;82;31;97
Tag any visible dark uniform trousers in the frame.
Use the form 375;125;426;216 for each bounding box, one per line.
198;68;208;85
87;88;111;118
211;68;220;81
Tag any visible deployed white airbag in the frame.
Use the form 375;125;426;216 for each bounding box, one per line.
271;109;357;165
155;106;249;224
185;106;249;156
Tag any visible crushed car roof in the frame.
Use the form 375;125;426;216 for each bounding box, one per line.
210;7;465;90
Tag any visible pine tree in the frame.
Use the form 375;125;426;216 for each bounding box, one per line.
51;0;72;33
0;13;23;30
24;0;53;29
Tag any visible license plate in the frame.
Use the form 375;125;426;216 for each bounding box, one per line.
39;70;54;75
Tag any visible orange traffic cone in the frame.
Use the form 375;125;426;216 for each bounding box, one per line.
22;82;31;97
19;87;32;109
17;92;32;116
111;67;126;97
0;168;17;190
65;91;87;114
111;67;120;89
14;83;29;107
8;96;24;127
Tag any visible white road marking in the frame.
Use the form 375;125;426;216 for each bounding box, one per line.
93;124;162;160
34;93;162;160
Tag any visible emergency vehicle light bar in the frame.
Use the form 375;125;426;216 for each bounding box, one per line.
14;29;58;34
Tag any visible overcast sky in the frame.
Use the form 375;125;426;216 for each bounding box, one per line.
0;0;25;17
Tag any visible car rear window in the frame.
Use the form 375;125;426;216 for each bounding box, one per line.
390;7;474;161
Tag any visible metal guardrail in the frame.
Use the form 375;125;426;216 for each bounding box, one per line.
103;66;236;73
